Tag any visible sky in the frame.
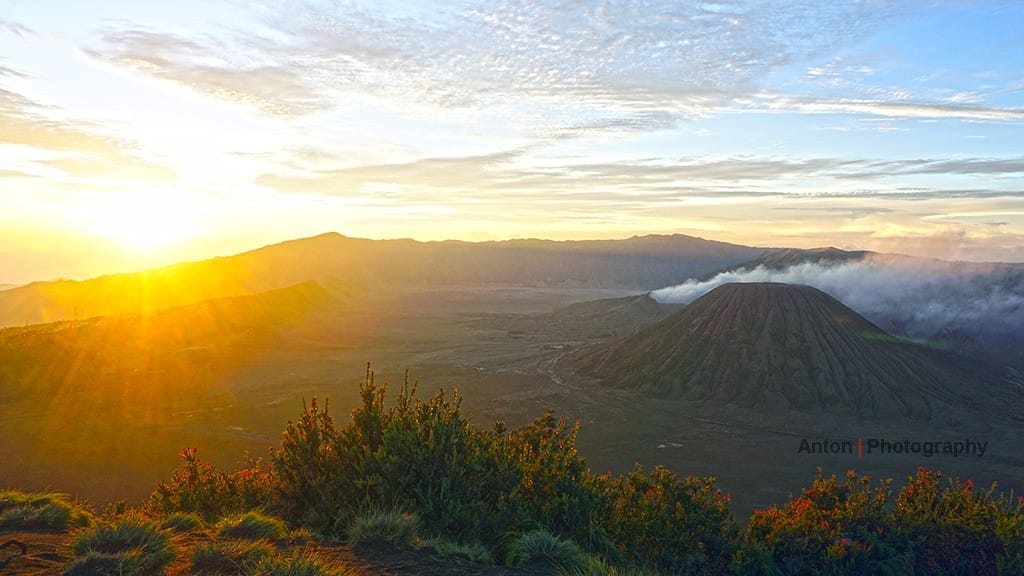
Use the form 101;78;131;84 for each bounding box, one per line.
1;0;1023;284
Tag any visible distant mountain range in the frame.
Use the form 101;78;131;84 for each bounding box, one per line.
4;234;1023;375
0;232;763;327
566;282;1022;420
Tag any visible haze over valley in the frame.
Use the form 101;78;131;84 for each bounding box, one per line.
2;233;1022;521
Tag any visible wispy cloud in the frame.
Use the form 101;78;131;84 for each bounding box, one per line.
85;1;914;125
0;18;32;37
0;63;177;180
0;168;37;179
754;93;1024;121
255;151;1024;199
85;28;325;116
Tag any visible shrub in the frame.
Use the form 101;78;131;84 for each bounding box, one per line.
67;515;176;575
593;465;737;575
738;469;908;576
191;540;275;574
161;511;204;533
271;396;345;530
506;529;585;571
245;550;356;576
0;489;91;530
271;368;524;541
346;509;420;549
505;411;601;544
269;365;739;569
149;448;274;521
736;468;1024;575
892;468;1023;575
217;511;289;540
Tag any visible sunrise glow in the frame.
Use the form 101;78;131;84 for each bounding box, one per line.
1;1;1023;283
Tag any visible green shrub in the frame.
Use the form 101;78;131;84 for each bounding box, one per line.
161;511;205;533
271;368;524;541
0;489;91;530
506;411;601;544
892;468;1023;575
191;540;275;574
593;465;737;575
736;468;1024;575
149;448;274;521
270;395;346;530
217;511;289;540
506;529;585;571
346;509;420;549
245;551;356;576
738;470;908;576
67;515;176;575
268;365;739;569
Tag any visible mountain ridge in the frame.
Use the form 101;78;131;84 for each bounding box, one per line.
0;232;764;327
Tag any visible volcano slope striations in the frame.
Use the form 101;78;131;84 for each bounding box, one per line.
565;282;1019;420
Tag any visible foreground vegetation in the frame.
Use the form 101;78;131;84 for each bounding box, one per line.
3;366;1022;575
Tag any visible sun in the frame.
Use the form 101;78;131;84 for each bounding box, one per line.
77;194;200;255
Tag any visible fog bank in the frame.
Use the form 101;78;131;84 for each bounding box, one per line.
651;257;1024;349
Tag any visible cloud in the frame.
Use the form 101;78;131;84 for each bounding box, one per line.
85;1;913;127
0;18;32;38
255;150;1024;202
0;168;37;178
85;28;325;116
858;226;1024;264
651;254;1024;353
756;93;1024;122
42;154;177;181
254;149;529;195
0;64;178;180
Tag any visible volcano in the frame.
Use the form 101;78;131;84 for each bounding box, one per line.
565;282;1017;419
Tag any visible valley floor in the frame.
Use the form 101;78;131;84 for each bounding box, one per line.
2;285;1022;521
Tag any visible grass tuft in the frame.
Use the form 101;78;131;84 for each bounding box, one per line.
190;540;275;574
0;489;91;530
287;527;316;546
216;510;289;540
422;536;494;564
67;515;176;575
506;529;585;570
161;511;205;533
346;509;420;549
557;554;664;576
63;550;147;576
245;550;357;576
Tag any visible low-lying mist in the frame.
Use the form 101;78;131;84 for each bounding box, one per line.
651;256;1024;366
